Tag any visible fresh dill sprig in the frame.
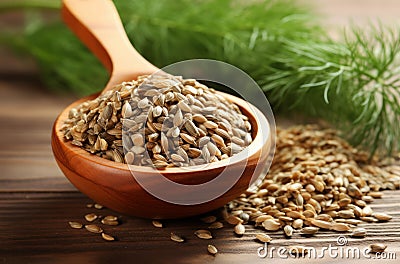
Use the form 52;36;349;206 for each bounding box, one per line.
0;0;399;155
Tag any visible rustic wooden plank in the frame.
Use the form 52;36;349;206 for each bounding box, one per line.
0;191;399;263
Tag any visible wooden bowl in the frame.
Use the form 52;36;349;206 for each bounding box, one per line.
52;0;273;219
52;92;272;219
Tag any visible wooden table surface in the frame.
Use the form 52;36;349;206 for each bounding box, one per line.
1;1;400;263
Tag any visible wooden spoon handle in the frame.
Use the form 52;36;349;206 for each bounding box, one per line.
62;0;158;92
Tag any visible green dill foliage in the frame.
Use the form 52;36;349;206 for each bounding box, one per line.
0;0;399;155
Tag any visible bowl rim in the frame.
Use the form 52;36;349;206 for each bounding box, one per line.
52;91;271;174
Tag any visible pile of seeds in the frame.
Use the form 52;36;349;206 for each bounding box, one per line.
224;125;399;238
67;125;400;256
62;74;252;167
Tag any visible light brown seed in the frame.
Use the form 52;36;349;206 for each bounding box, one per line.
234;223;245;235
255;233;272;243
207;244;218;255
84;213;98;222
301;226;319;235
170;232;185;243
370;243;387;253
101;233;115;241
195;229;213;239
310;219;332;230
101;219;119;226
226;215;242;226
152;220;163;228
284;225;294;237
68;221;83;229
292;219;303;229
262;219;280;231
351;227;367;237
373;212;392;221
331;223;351;232
94;203;103;209
85;224;103;233
368;191;383;198
208;221;224;229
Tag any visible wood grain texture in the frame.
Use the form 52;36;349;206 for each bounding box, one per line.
0;191;399;264
1;0;400;263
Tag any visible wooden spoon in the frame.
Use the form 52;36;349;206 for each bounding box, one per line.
51;0;272;219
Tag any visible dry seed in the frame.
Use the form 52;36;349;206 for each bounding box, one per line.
201;215;217;224
195;229;213;239
101;219;119;226
370;243;387;253
362;206;373;216
330;223;351;232
368;191;383;198
170;232;185;243
262;219;280;231
101;233;115;241
360;216;378;223
207;244;218;255
255;233;272;243
84;213;98;222
234;223;245;235
292;219;303;229
152;220;163;228
310;219;332;230
94;204;103;209
372;212;392;221
208;221;224;229
68;221;83;229
301;226;319;235
86;203;94;208
284;225;294;237
85;224;103;233
351;227;367;237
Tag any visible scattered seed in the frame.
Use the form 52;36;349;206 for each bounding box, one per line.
101;233;115;241
170;232;185;243
255;233;272;243
284;225;294;237
68;221;83;229
351;227;367;237
201;215;217;224
101;219;119;226
84;213;98;222
152;220;163;228
94;204;104;209
372;212;392;221
301;226;319;235
195;229;213;239
370;243;387;253
208;221;224;229
234;223;245;235
207;244;218;255
85;224;103;233
331;223;351;232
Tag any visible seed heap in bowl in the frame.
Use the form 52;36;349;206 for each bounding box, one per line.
62;74;252;167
